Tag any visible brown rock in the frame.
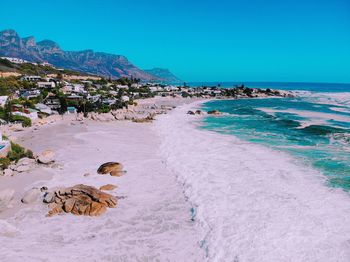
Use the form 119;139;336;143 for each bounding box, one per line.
97;162;124;176
99;184;117;191
63;198;76;213
46;184;117;217
37;150;55;164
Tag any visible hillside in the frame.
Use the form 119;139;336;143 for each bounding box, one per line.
144;68;182;83
0;58;93;77
0;29;180;82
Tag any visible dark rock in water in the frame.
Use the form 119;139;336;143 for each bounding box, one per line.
207;110;222;115
195;110;202;115
187;111;195;115
97;162;124;177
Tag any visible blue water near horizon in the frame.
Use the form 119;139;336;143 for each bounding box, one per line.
200;83;350;191
189;81;350;93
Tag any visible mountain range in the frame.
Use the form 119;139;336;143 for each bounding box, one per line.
0;29;181;83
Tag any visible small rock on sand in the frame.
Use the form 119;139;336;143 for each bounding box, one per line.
99;184;118;191
15;165;31;173
21;188;41;204
37;150;55;164
97;162;124;177
0;189;15;211
2;169;13;177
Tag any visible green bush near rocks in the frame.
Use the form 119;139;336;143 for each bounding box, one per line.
0;157;11;169
10;115;32;127
7;142;34;163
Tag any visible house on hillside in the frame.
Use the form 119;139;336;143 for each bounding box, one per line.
12;105;38;120
0;96;9;107
37;81;56;89
20;89;41;99
21;75;42;82
44;95;61;111
35;103;52;115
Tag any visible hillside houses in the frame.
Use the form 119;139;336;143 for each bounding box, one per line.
0;69;291;127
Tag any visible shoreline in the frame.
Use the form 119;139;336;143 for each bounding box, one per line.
1;95;349;260
156;100;350;261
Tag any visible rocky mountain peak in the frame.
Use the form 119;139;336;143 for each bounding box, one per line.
0;29;181;82
22;36;36;48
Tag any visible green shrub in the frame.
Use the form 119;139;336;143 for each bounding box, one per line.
0;157;11;169
7;142;33;162
25;150;34;159
98;105;111;113
10;115;32;127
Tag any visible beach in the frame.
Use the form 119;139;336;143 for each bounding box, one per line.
1;96;350;261
0;98;205;261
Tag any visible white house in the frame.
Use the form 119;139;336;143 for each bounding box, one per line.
131;83;141;88
1;57;28;64
117;85;129;89
37;81;56;89
21;75;42;81
0;96;9;107
121;95;130;102
12;110;38;120
20;89;41;99
35;103;53;115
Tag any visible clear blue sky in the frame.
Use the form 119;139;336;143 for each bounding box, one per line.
1;0;349;83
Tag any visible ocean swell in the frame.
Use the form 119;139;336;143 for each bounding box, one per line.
156;101;350;262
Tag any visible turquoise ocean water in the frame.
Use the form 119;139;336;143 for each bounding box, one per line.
200;82;350;190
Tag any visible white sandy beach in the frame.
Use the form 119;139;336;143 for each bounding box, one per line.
1;98;350;262
0;98;205;261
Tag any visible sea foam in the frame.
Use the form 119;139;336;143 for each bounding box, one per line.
156;101;350;262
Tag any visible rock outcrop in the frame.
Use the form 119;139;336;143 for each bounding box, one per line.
45;184;117;217
97;162;124;177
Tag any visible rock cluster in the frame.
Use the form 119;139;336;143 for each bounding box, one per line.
1;150;55;177
2;157;36;177
87;104;169;123
187;110;203;115
44;184;117;217
97;162;124;177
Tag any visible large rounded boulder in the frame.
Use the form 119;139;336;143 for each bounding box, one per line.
97;162;124;177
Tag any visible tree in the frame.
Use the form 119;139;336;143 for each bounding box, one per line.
59;97;68;115
4;100;12;122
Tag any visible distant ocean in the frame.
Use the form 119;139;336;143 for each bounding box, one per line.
200;82;350;191
189;81;350;92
